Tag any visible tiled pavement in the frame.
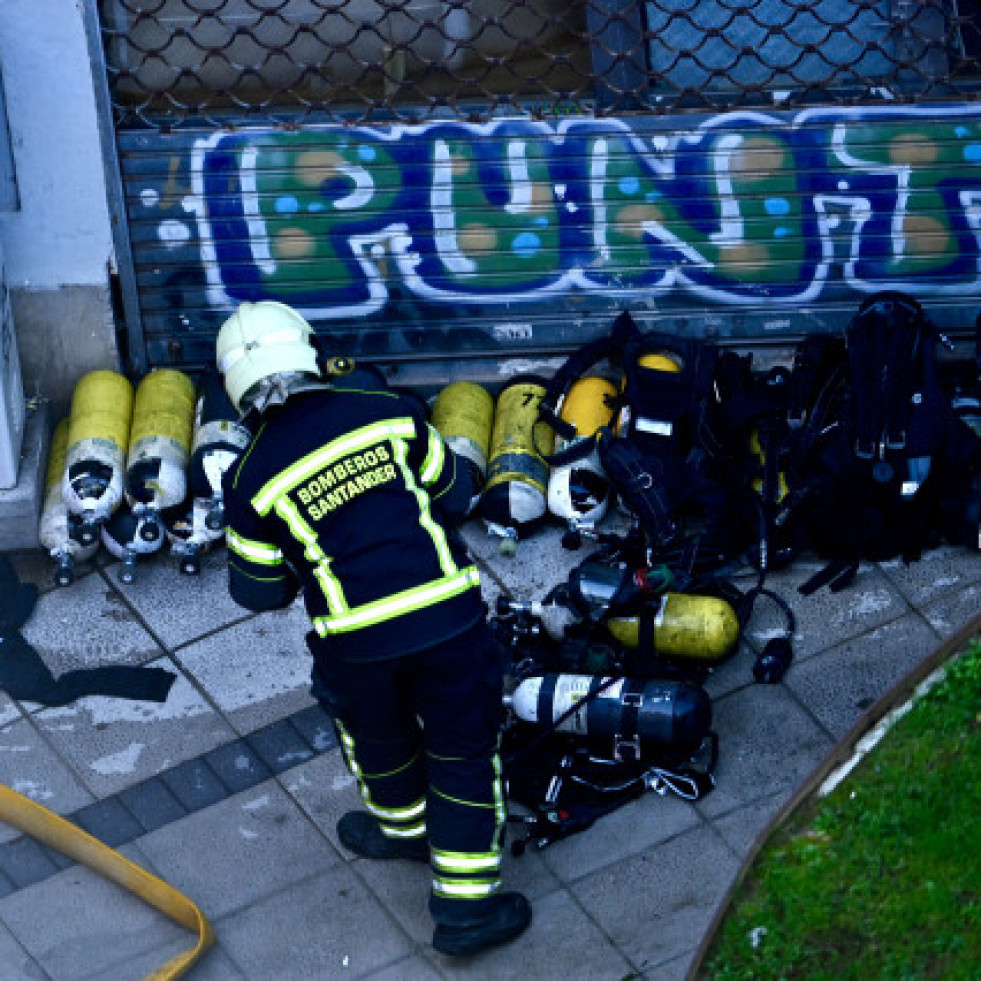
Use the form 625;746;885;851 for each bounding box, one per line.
0;518;979;980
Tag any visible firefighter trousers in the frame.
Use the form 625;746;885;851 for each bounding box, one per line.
311;620;507;918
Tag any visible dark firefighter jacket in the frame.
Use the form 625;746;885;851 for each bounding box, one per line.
222;384;483;661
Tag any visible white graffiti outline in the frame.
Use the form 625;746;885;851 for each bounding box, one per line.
186;104;981;318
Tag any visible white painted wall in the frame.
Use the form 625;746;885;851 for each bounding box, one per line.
0;0;113;290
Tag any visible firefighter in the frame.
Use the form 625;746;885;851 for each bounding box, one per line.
216;301;531;957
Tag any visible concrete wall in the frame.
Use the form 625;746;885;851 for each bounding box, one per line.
0;0;118;417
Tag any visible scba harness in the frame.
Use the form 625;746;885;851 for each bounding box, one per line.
537;311;735;569
777;292;981;590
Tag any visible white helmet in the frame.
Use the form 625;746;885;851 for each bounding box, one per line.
216;301;320;411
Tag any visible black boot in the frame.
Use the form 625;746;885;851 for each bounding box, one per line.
431;892;532;957
336;811;429;862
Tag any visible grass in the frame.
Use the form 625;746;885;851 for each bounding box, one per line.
697;638;981;981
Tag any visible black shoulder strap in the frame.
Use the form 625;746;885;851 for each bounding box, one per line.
538;310;640;441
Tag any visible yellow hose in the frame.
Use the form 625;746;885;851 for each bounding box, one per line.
0;784;215;980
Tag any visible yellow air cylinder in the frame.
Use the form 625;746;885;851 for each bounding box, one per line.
39;418;99;586
481;376;554;548
125;369;196;543
547;376;617;528
605;592;739;663
430;381;495;489
62;369;134;543
616;351;682;437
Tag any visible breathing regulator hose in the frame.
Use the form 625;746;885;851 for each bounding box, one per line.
0;783;215;980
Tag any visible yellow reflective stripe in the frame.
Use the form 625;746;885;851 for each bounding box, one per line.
366;797;427;822
431;851;501;872
432;879;501;899
492;751;507;832
274;496;348;613
337;723;361;779
274;496;324;565
226;529;283;565
420;424;445;485
313;568;479;636
380;823;427;840
252;418;416;516
390;439;457;576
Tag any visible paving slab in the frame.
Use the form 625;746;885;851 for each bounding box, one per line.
695;682;835;820
102;942;247;981
539;788;703;884
0;919;44;979
785;612;943;740
175;603;316;736
0;716;94;844
709;790;787;858
0;843;187;979
112;545;252;650
212;866;416;979
919;578;981;639
739;559;912;663
568;822;740;974
0;513;978;980
16;569;166;697
32;657;237;798
0;693;22;729
879;542;981;607
137;782;342;919
435;885;636;979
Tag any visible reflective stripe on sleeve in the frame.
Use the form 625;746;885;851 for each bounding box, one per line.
226;529;283;565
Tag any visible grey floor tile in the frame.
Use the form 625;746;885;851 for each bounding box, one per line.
695;683;833;820
644;949;698;980
213;866;415;979
461;519;612;603
204;738;273;793
0;836;61;890
112;544;253;649
740;560;910;662
247;718;315;773
0;716;94;844
117;777;187;833
879;544;981;608
784;612;944;740
70;796;145;849
0;920;45;979
94;941;245;981
176;605;316;737
540;790;702;884
159;757;228;813
703;640;760;699
137;782;342;919
709;791;787;859
18;569;165;680
0;694;23;728
33;658;237;798
569;823;739;974
0;843;188;980
290;702;338;753
353;853;434;945
433;886;634;979
280;749;363;854
919;579;981;640
363;953;444;980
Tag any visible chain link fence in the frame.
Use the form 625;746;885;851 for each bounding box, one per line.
98;0;981;127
